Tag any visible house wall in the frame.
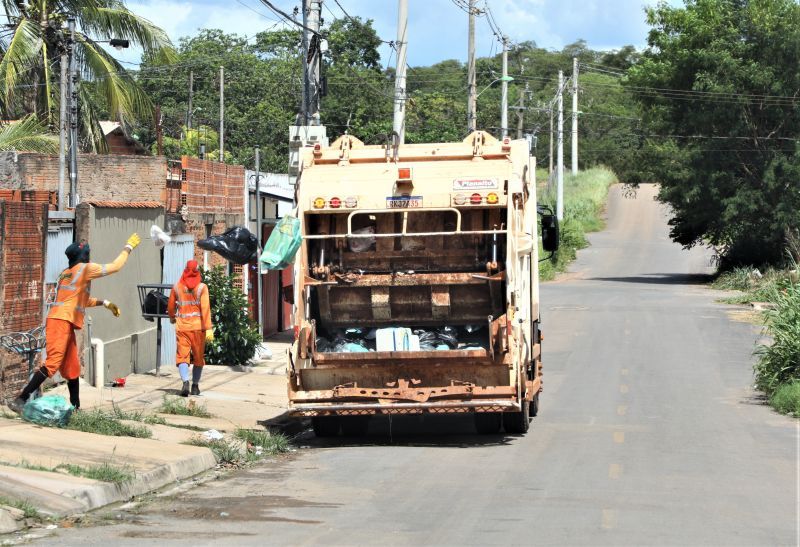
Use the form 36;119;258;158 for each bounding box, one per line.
0;201;48;398
76;202;164;381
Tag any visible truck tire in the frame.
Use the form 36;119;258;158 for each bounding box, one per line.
530;392;540;417
312;416;340;437
340;416;370;437
474;412;502;434
503;401;530;434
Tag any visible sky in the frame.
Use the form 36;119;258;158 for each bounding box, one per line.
119;0;683;67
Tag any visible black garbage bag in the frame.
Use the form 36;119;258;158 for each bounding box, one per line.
143;290;169;320
198;226;258;265
436;326;459;348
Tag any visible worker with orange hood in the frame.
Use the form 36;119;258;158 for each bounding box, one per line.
168;260;213;396
8;233;141;413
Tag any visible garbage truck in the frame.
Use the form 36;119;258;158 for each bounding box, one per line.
287;131;559;436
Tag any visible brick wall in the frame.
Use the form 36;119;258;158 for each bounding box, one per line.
182;156;244;215
0;153;167;204
0;200;48;397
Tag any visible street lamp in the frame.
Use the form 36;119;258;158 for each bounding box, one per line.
475;75;514;99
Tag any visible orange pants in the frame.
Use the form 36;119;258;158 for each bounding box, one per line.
44;318;81;380
176;330;206;367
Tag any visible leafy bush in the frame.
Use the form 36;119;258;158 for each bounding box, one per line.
754;280;800;395
203;266;262;367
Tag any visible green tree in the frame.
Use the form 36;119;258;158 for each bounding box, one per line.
203;266;261;367
627;0;800;265
0;0;176;150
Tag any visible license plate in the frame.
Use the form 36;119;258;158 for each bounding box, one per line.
386;196;423;209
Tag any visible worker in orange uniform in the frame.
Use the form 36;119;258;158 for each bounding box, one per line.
8;234;141;413
167;260;213;397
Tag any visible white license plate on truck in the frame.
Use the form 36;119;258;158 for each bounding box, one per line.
386;196;423;209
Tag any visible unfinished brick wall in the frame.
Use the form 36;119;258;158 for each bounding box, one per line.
0;153;166;204
0;200;48;397
181;157;244;215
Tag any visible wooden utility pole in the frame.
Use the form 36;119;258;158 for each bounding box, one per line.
557;70;564;221
516;83;527;139
187;70;194;129
548;106;554;174
466;0;477;133
155;105;164;156
500;35;509;138
392;0;408;144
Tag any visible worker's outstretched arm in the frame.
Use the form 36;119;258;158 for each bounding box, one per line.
86;233;141;280
167;286;177;321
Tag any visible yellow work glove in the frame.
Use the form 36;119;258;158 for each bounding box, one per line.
103;300;121;317
124;233;141;252
205;329;214;343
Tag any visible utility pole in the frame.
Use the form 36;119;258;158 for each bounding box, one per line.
500;35;509;138
58;52;67;211
557;70;564;221
255;147;264;340
67;18;78;208
392;0;408;144
187;71;193;129
571;57;578;175
515;82;527;140
219;66;224;161
466;0;477;133
548;105;553;174
301;0;323;125
155;105;164;156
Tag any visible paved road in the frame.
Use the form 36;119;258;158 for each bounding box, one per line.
42;184;796;546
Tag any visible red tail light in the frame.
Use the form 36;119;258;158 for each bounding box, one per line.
470;193;483;205
329;197;341;208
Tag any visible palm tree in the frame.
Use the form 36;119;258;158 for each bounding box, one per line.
0;0;176;150
0;115;58;153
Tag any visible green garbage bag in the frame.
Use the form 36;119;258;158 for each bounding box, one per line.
260;214;302;271
22;395;74;427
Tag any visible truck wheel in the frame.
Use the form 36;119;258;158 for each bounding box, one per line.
530;392;540;417
312;416;340;437
474;412;502;434
503;401;530;434
340;416;370;437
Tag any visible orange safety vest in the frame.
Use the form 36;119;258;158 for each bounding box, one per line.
48;263;96;330
168;281;212;332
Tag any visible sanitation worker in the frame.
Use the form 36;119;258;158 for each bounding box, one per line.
8;233;141;413
167;260;213;397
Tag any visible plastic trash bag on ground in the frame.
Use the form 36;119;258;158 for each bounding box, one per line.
199;226;259;265
22;395;73;427
261;215;302;270
203;429;224;441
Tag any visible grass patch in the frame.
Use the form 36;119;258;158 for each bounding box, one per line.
0;495;40;519
539;167;618;280
159;396;213;418
186;437;242;464
769;382;800;417
110;404;167;425
67;409;152;438
754;278;800;397
234;428;290;457
712;267;796;305
56;462;134;485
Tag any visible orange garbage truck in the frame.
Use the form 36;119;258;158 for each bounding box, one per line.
287;131;559;436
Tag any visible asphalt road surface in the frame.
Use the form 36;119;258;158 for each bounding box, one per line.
42;184;797;546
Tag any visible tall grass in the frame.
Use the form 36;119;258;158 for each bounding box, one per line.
67;409;152;438
754;279;800;398
539;167;618;280
712;267;795;304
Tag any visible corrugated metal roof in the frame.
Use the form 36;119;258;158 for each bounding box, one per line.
85;201;162;209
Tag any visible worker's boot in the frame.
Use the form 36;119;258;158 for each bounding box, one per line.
8;366;49;414
67;378;80;410
190;383;200;396
180;381;190;397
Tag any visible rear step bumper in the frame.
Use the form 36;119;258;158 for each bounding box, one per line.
289;399;522;417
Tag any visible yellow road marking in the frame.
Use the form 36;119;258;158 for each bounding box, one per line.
620;384;629;394
617;405;627;416
601;509;617;530
614;431;625;444
609;464;622;479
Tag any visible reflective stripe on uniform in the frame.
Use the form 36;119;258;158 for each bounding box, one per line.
176;311;201;318
101;264;107;276
178;300;200;306
60;264;87;292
